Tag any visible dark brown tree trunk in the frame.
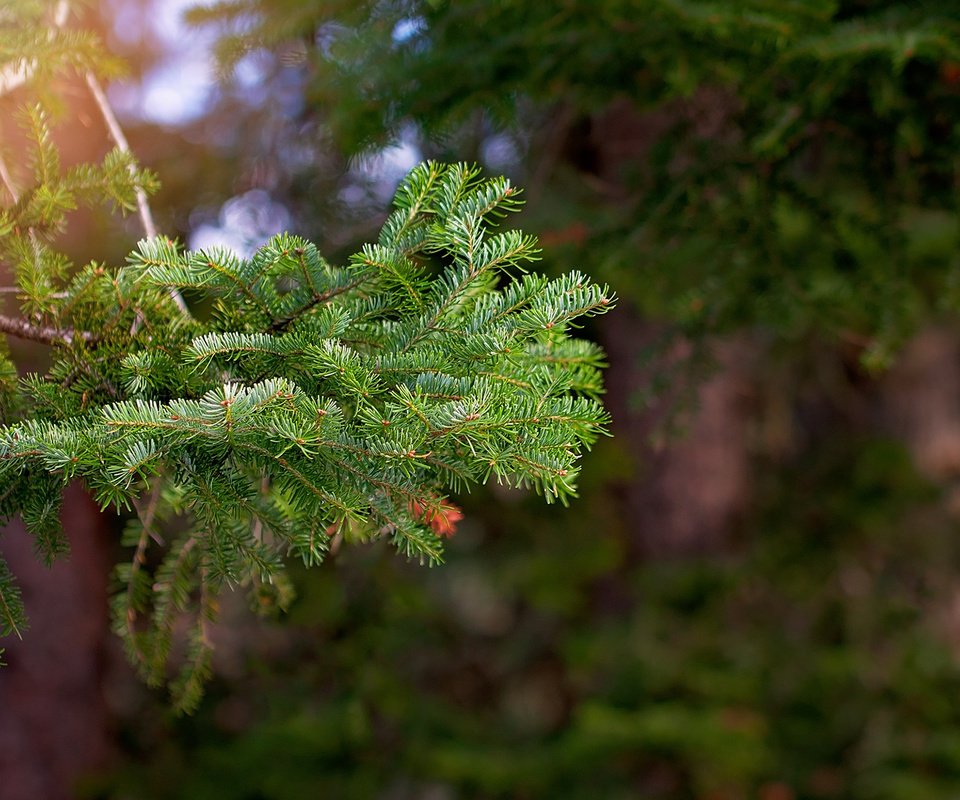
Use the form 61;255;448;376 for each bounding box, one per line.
602;305;754;557
0;484;113;800
879;326;960;485
575;90;754;558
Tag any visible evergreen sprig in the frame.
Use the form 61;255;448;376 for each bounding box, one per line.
0;159;613;711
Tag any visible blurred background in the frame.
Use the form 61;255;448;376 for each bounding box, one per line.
6;1;960;798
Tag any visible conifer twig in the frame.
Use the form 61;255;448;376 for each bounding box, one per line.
0;147;90;346
0;0;188;332
0;287;67;297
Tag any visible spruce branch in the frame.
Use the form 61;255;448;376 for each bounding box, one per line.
266;278;365;333
0;161;614;708
0;2;185;343
0;0;186;318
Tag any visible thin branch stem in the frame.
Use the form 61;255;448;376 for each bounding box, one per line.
251;475;269;543
133;477;166;546
0;155;19;204
0;313;93;346
0;287;68;298
83;72;190;318
125;480;164;666
83;72;157;240
198;565;214;650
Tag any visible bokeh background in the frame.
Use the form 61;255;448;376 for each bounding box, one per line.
7;1;960;798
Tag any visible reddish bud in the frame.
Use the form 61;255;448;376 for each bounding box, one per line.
408;495;464;538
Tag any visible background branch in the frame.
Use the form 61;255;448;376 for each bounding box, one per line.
0;0;190;319
0;2;70;97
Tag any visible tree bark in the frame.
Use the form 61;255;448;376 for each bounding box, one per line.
602;305;754;557
0;484;113;800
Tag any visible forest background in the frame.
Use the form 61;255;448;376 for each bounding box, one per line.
5;1;960;798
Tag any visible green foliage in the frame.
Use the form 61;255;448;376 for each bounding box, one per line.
0;149;612;711
1;99;159;320
0;552;25;638
95;4;960;791
29;0;958;795
0;0;123;94
0;3;613;712
193;0;960;367
96;439;960;800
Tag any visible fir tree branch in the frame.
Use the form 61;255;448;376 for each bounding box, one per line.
0;118;78;342
0;0;188;330
0;161;613;703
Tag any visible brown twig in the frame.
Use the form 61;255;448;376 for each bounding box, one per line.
83;72;159;241
0;312;93;345
82;71;190;318
0;155;18;203
267;279;365;333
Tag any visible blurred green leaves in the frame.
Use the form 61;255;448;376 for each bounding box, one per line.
96;438;960;799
